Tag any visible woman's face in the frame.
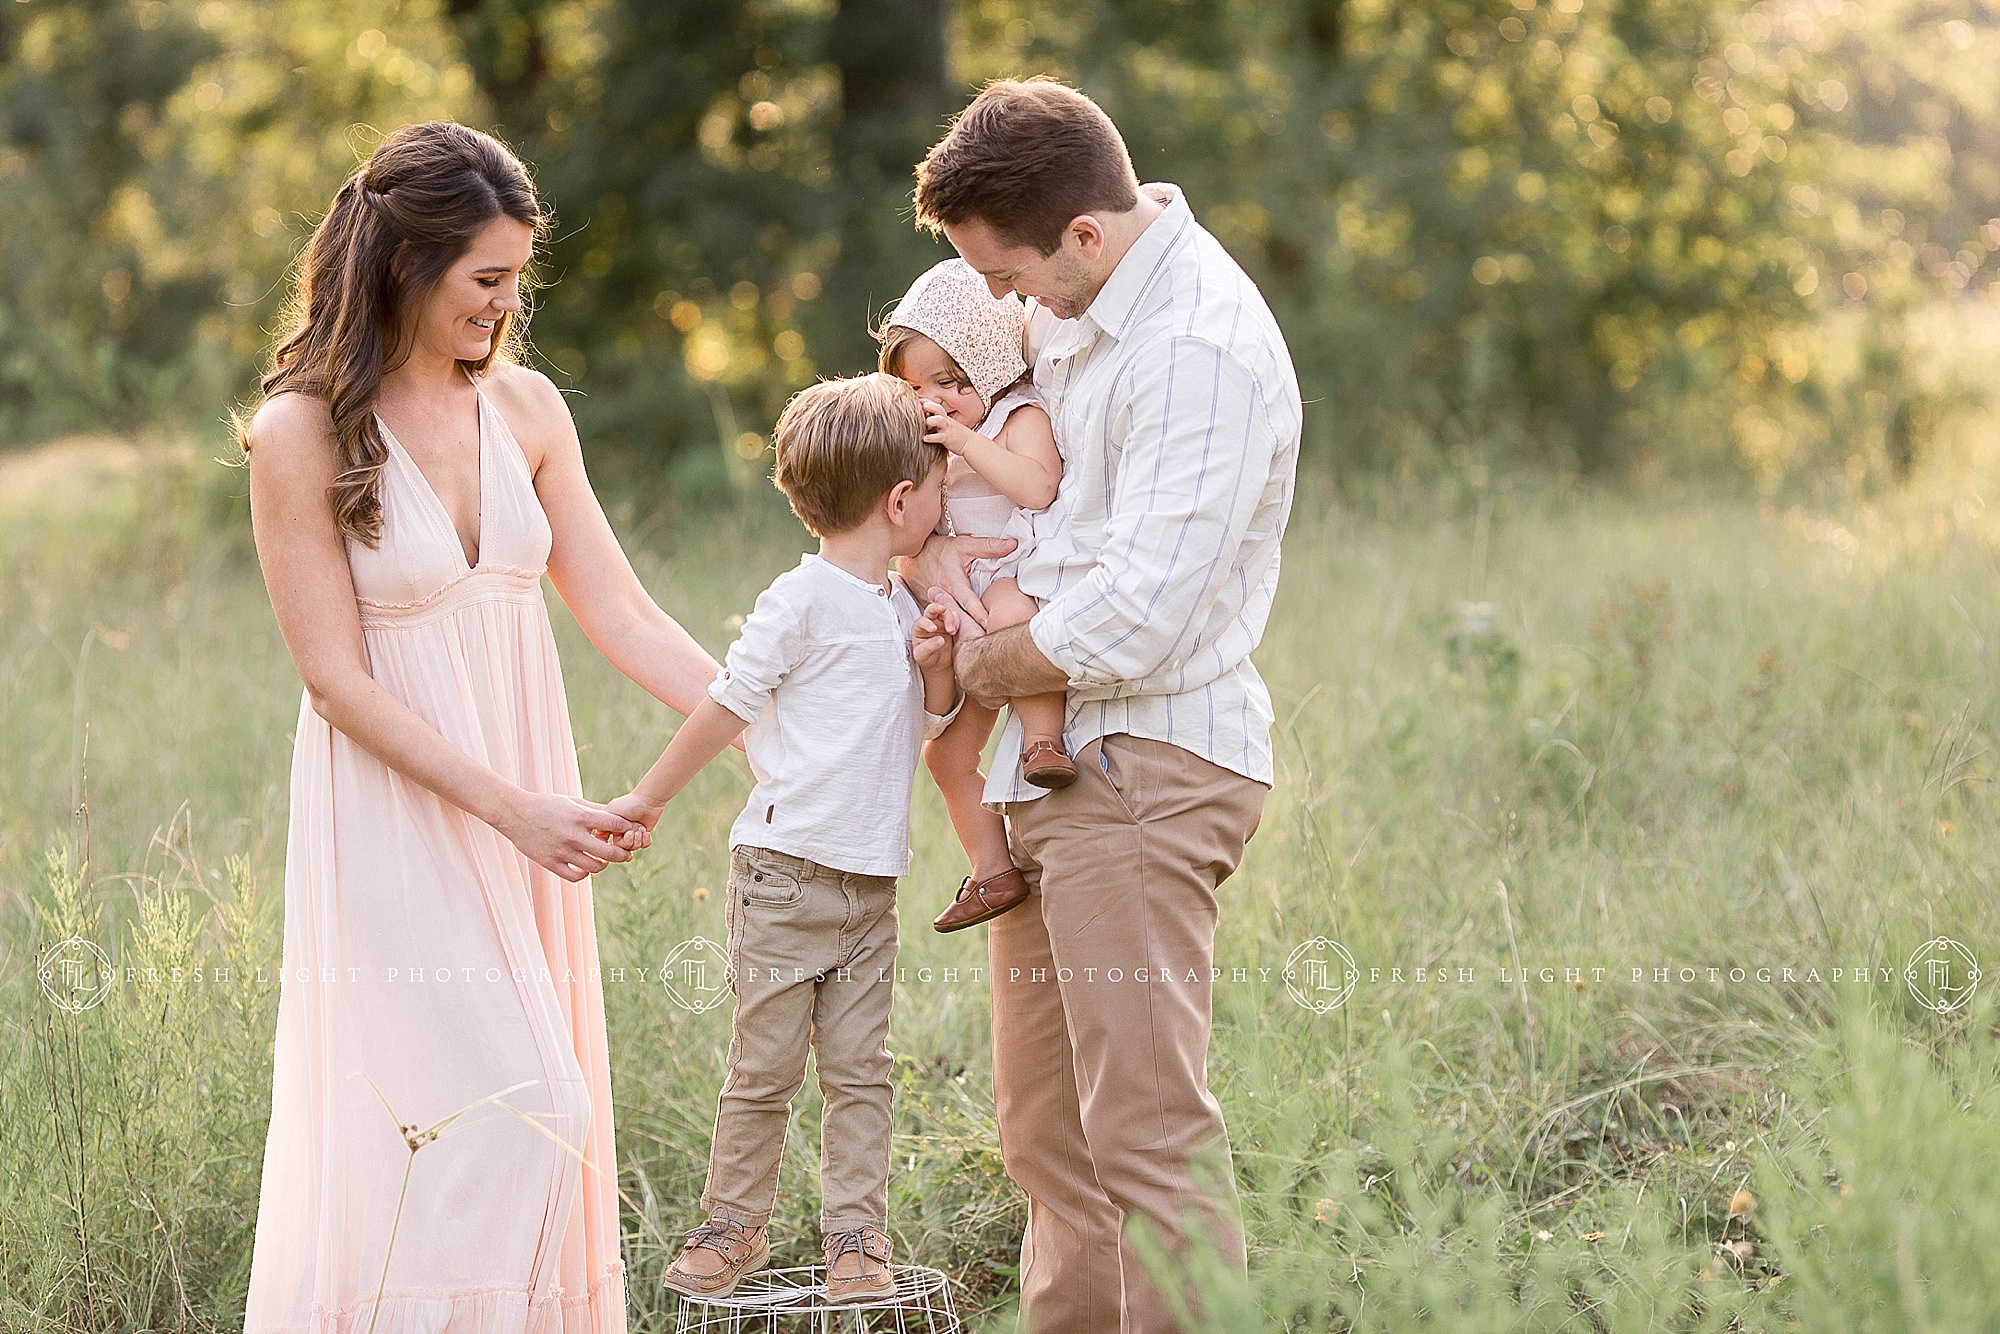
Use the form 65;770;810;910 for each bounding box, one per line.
408;215;535;365
897;333;989;429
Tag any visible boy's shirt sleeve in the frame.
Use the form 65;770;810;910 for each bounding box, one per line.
921;690;964;741
708;579;809;724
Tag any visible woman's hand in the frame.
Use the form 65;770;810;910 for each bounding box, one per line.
494;788;648;882
920;397;983;456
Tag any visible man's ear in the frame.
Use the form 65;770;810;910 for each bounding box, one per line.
1067;214;1106;261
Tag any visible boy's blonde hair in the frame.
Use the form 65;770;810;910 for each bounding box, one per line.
772;372;942;536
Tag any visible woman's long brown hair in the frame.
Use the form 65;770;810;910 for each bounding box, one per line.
241;122;546;545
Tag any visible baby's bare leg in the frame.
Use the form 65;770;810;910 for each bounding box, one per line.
982;578;1069;754
923;699;1014;883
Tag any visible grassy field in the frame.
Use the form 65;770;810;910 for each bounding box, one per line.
8;428;2000;1331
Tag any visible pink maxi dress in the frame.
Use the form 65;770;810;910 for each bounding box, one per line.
245;380;627;1333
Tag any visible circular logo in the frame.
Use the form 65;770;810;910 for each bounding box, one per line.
38;937;113;1013
1905;936;1980;1014
661;936;733;1014
1284;936;1358;1014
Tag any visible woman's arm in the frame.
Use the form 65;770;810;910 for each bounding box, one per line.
483;364;728;726
921;400;1060;511
245;393;643;880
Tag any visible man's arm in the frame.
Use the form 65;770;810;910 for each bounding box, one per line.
957;622;1068;702
1027;336;1281;692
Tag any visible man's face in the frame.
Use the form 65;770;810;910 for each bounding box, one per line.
944;217;1103;321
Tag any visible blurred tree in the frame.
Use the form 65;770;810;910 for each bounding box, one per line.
0;0;476;442
1;0;1995;486
444;0;951;489
0;0;215;434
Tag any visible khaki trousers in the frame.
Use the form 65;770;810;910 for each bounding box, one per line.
993;734;1267;1334
702;845;899;1233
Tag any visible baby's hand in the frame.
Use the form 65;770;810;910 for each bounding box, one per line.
920;399;982;456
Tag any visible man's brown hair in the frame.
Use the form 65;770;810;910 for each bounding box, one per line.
771;373;941;537
914;78;1140;256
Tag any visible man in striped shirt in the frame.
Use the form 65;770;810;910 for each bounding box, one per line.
906;78;1302;1334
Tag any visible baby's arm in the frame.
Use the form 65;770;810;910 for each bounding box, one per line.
608;698;750;831
923;400;1060;511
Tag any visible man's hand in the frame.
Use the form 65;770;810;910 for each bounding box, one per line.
948;609;1006;709
900;532;1016;631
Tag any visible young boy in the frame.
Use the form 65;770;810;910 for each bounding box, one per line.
608;372;962;1302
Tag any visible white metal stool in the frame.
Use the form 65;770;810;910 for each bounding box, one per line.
669;1264;964;1334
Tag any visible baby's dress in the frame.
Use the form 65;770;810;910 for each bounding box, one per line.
942;383;1044;596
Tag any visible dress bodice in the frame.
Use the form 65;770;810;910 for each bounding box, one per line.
944;382;1045;538
347;383;552;614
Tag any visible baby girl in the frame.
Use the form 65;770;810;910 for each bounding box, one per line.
878;258;1066;933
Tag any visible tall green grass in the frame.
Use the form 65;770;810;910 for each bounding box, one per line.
7;434;2000;1330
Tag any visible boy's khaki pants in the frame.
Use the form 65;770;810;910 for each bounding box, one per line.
993;734;1267;1334
701;845;899;1234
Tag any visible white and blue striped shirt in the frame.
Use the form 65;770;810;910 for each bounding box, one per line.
986;183;1302;809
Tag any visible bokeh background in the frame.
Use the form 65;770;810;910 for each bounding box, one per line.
11;2;2000;1332
4;0;1998;483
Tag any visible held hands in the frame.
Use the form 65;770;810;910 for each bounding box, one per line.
919;398;982;457
605;791;668;841
497;788;650;883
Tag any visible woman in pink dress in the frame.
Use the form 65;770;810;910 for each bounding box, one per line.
240;122;708;1332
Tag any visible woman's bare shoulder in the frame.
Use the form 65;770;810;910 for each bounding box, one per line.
244;392;339;481
477;361;575;467
478;360;567;420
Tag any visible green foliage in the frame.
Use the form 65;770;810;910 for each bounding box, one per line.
0;0;477;442
1754;999;2000;1330
444;0;959;475
5;832;278;1331
11;445;2000;1327
5;0;1998;477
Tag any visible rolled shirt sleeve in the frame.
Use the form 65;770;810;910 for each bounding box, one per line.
1028;335;1277;692
921;687;965;741
708;582;809;724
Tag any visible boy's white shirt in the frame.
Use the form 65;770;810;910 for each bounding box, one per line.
709;553;959;877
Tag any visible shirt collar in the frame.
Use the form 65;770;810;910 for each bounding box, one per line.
802;552;891;597
1079;182;1192;343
